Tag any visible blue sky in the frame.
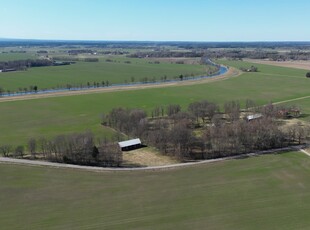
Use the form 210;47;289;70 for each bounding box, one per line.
1;0;310;41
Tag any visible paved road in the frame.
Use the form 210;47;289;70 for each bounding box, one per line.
0;145;307;172
300;149;310;157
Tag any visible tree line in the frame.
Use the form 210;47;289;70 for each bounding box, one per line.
203;50;310;61
0;59;53;71
0;132;122;167
128;51;205;58
128;49;310;61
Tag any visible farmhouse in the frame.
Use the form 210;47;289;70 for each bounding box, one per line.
118;138;142;151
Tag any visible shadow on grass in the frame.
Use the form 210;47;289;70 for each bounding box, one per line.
121;162;147;168
299;113;310;119
121;144;147;152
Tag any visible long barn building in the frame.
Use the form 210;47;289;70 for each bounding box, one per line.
118;138;142;151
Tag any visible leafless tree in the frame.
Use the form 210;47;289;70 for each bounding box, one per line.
224;100;240;122
0;145;12;157
27;138;37;159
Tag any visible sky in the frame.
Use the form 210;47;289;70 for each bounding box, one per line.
1;0;310;41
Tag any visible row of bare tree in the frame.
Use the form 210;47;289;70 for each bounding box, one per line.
104;100;309;160
0;132;122;167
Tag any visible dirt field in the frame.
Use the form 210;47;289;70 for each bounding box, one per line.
122;147;179;167
281;118;308;126
245;58;310;70
0;67;240;103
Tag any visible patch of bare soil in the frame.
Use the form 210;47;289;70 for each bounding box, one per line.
245;59;310;70
282;118;308;127
122;147;179;167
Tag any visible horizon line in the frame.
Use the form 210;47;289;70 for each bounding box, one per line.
1;37;310;43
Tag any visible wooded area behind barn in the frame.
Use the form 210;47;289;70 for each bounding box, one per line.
104;100;309;160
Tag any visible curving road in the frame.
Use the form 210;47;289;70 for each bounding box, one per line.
0;145;307;172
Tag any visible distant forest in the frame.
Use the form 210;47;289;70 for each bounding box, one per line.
1;40;310;61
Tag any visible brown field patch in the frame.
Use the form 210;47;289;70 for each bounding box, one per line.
122;147;179;167
150;57;201;65
245;58;310;70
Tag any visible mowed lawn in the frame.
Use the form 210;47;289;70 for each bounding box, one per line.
0;151;309;229
0;58;206;92
0;62;310;146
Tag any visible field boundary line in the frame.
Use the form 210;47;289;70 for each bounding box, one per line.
274;95;310;105
0;145;307;172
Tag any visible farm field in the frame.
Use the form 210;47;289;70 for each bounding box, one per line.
0;56;207;92
218;59;309;77
0;151;309;229
0;52;37;61
0;61;309;146
244;58;310;71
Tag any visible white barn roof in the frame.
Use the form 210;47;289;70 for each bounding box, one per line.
247;113;263;121
118;138;141;148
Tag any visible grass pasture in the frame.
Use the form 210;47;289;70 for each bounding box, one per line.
0;52;37;61
0;151;310;229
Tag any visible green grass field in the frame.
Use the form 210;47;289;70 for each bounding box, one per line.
0;60;309;146
0;52;37;61
0;151;309;229
0;57;207;92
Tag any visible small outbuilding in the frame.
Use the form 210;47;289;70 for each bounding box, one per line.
118;138;142;151
246;113;263;122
